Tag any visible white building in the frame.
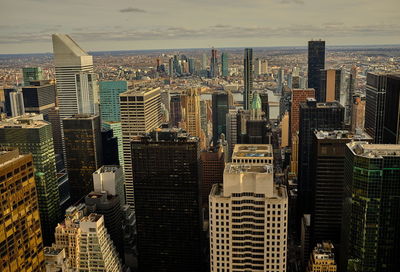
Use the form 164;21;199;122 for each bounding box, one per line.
52;34;97;119
44;247;72;272
209;145;288;272
231;144;273;165
93;165;125;206
120;87;162;206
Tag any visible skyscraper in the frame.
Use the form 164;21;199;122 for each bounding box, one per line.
54;206;122;271
120;87;162;206
311;130;372;247
181;88;203;146
63;114;103;203
308;40;325;98
254;58;262;76
99;80;128;123
298;99;344;215
9;90;25;117
101;128;119;165
319;69;341;102
365;72;387;143
209;145;287;272
22;83;56;117
341;142;400;272
210;48;219;78
244;48;253;110
52;34;96;120
382;74;400;144
22;67;43;86
0;148;45;271
290;88;316;135
212;91;233;145
131;128;202;272
0;115;60;245
170;94;182;127
350;94;366;132
221;52;229;77
93;165;125;206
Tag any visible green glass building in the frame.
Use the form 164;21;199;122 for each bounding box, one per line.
0;115;60;246
341;142;400;272
22;67;43;86
99;80;128;123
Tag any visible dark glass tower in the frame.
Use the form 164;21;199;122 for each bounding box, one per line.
101;128;119;165
244;48;253;110
365;73;387;144
298;99;344;215
311;130;372;249
382;74;400;144
341;142;400;272
308;40;325;99
131;128;202;272
63;114;103;203
221;52;229;77
21;83;56;117
212;91;233;144
210;48;218;78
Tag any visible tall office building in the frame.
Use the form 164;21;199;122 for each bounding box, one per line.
226;108;238;158
382;74;400;144
350;94;366;132
181;88;203;145
311;130;372;247
202;53;208;70
221;52;229;77
243;48;253;110
54;206;122;271
63;114;102;203
47;106;64;156
120;87;162;206
0;115;60;245
210;48;219;78
22;83;56;117
212;91;233;145
290;88;316;135
365;72;387;143
341;142;400;272
22;67;43;86
281;112;289;147
170;94;182;127
9;91;25;117
52;34;96;119
101;128;119;165
200;145;225;208
209;146;288;272
99;80;128;123
0;148;45;271
298;99;344;215
308;40;325;98
103;121;123;165
319;69;341;102
307;242;337;272
131;128;202;272
254;58;262;76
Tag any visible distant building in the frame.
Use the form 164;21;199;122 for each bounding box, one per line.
319;69;341;102
290;88;315;135
9;90;25;117
63;114;103;203
210;48;219;78
170;94;182;127
99;80;128;123
307;242;337;272
22;67;43;86
221;52;229;77
0;115;60;245
212;91;233;145
181;88;204;148
308;40;325;98
350;94;366;133
0;148;45;271
243;48;253;110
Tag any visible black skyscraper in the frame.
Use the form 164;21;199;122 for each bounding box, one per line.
212;91;233;144
244;48;253;110
308;40;325;99
298;99;344;216
131;128;202;272
22;84;56;117
101;128;119;165
382;74;400;144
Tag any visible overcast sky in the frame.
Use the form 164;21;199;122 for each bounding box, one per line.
1;0;400;54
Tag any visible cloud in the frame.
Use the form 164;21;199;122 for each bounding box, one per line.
279;0;304;4
119;7;147;13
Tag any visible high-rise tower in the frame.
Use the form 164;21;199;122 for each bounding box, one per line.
308;40;325;98
244;48;253;110
210;48;219;78
319;69;341;102
221;52;229;77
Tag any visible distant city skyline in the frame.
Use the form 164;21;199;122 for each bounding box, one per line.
1;0;399;54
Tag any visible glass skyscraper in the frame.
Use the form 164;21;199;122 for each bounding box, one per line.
221;52;229;77
244;48;253;110
308;40;325;100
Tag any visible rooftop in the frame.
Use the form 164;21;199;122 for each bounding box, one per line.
44;247;63;256
120;86;160;96
94;165;121;174
348;142;400;158
63;114;98;120
314;130;372;140
133;127;198;143
225;164;273;174
232;144;273;158
0;114;47;129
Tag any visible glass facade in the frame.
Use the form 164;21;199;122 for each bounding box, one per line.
308;41;325;98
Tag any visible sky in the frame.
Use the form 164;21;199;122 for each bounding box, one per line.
0;0;400;54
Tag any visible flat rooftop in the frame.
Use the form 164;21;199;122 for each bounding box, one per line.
315;130;372;140
0;114;47;129
94;165;120;174
225;164;273;174
232;144;273;158
120;86;160;96
44;247;63;256
348;142;400;158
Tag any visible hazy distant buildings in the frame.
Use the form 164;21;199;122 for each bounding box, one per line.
131;128;202;272
63;114;103;203
308;40;325;98
244;48;253;110
120;87;162;206
0;115;60;245
0;148;45;271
